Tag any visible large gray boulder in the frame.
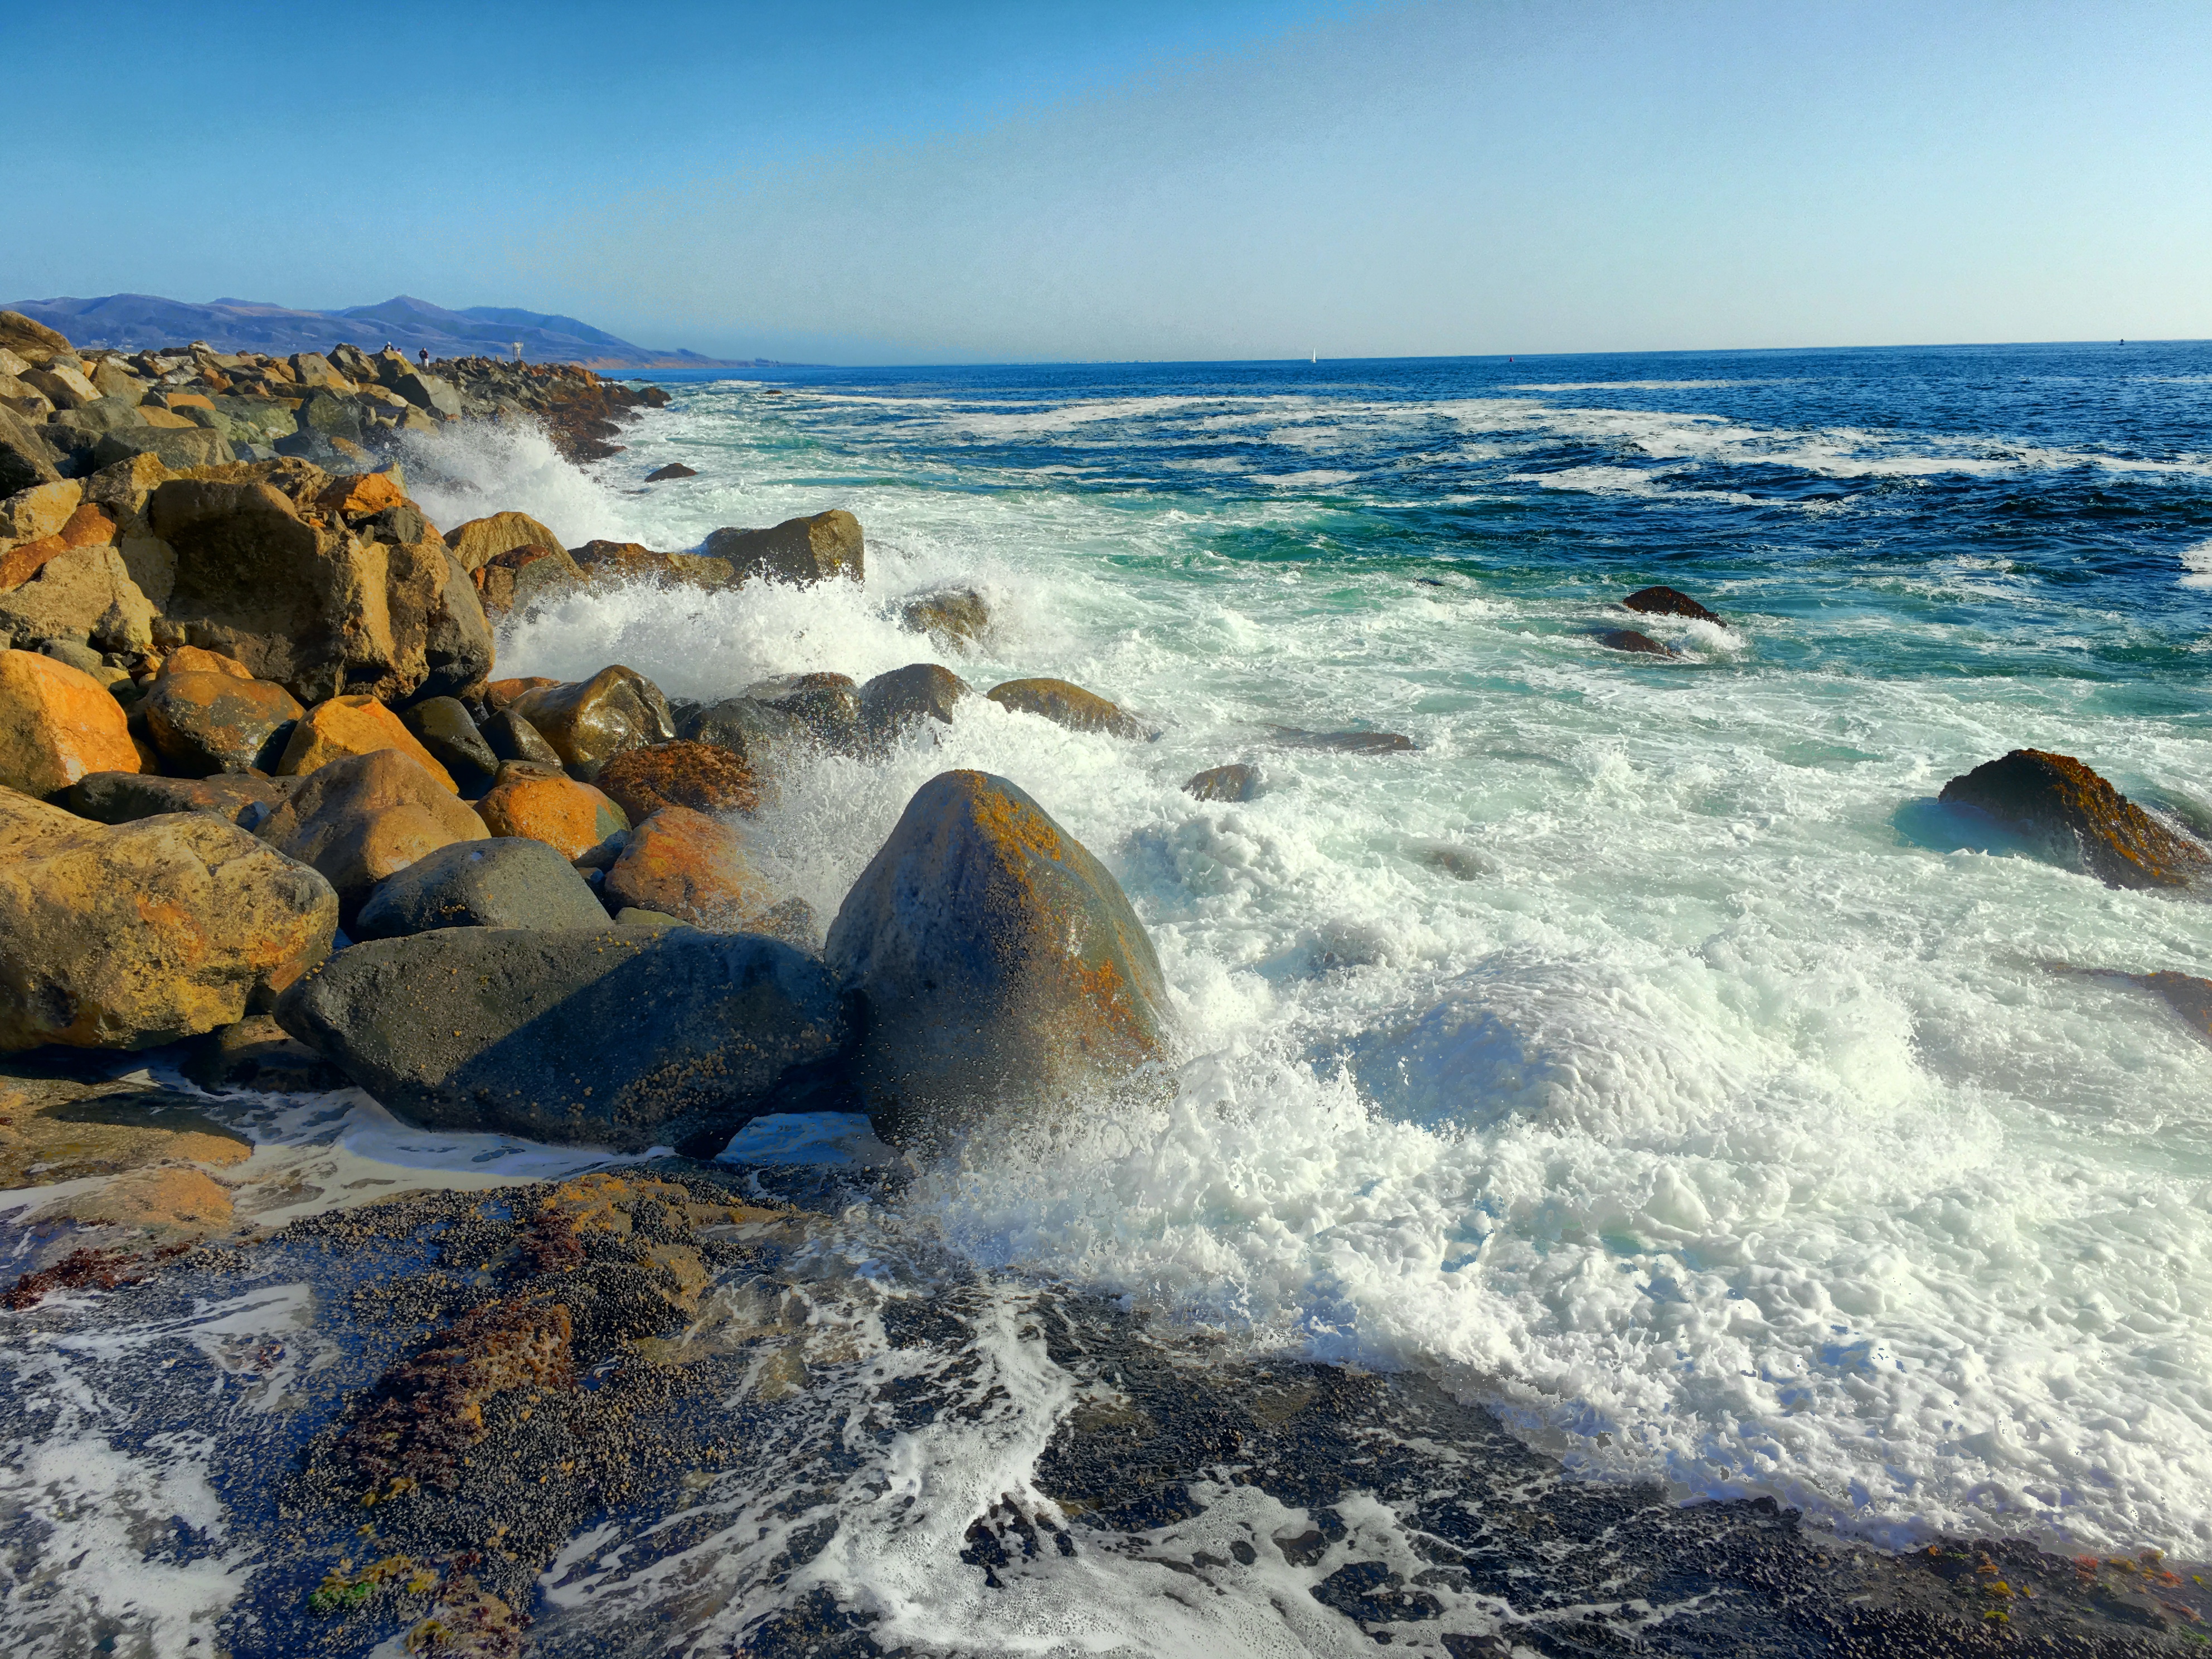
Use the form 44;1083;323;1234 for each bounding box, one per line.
827;769;1172;1141
676;695;798;770
861;663;972;742
275;925;848;1148
353;837;610;939
702;509;862;586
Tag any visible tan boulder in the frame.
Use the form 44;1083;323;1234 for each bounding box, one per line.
702;509;862;586
137;407;199;430
485;676;560;711
471;543;585;617
506;664;675;778
0;784;82;857
986;676;1148;739
444;510;565;574
88;360;147;405
26;363;99;410
277;693;457;789
157;644;253;680
0;526;157;653
570;539;734;590
0;649;138;797
0;311;72;365
0;499;111;590
604;805;772;928
0;478;83;544
0;811;338;1051
474;764;629;860
148;477;487;705
256;748;488;919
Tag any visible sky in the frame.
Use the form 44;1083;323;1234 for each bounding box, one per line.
6;0;2209;363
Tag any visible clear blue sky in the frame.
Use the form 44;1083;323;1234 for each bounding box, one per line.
7;0;2208;362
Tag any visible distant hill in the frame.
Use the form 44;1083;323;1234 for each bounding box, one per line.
0;293;792;368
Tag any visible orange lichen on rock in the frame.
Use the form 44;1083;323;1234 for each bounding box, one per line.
603;804;769;927
278;693;457;789
595;740;760;819
0;502;118;591
313;470;407;520
474;766;628;859
0;648;139;797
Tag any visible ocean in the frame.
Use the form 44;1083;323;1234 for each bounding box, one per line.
8;343;2212;1655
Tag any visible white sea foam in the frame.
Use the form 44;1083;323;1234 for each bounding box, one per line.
60;371;2191;1638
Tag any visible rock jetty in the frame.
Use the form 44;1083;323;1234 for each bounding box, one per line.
0;307;1177;1204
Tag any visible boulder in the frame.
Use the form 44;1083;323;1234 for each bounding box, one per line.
0;311;71;366
676;695;798;769
474;764;629;861
644;462;697;482
471;543;584;617
275;926;848;1148
255;749;489;920
277;694;457;789
987;676;1147;739
148;476;480;705
484;675;560;711
0;811;337;1052
0;406;64;495
444;510;564;574
0;785;83;857
595;740;759;819
506;665;675;778
392;370;462;420
68;769;291;830
314;470;407;520
1595;628;1675;657
0;497;106;590
0;526;156;654
156;645;246;678
143;670;304;775
88;361;147;404
702;509;863;586
603;806;771;929
1624;584;1723;624
353;836;609;940
402;696;499;791
861;663;972;741
90;426;233;472
826;770;1172;1139
0;478;83;544
1937;749;2211;891
0;649;139;797
1185;763;1259;802
570;541;735;590
25;363;99;409
745;671;862;751
482;706;564;767
288;352;351;391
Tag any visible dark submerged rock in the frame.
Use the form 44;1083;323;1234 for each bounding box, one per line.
643;462;697;482
275;925;848;1148
676;695;798;769
1595;628;1676;657
827;769;1172;1141
1185;763;1260;802
352;837;610;940
745;672;864;752
1267;726;1413;754
987;676;1147;739
1624;584;1723;624
1939;749;2211;891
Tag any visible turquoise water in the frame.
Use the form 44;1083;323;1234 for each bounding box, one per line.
406;343;2212;1564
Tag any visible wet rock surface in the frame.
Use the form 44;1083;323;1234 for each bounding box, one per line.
1185;761;1260;801
1939;749;2211;891
703;508;863;586
1;1163;2202;1658
1595;626;1677;656
828;769;1172;1140
986;675;1147;739
505;665;676;779
1623;583;1724;623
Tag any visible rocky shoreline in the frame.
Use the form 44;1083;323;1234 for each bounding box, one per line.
6;303;2212;1655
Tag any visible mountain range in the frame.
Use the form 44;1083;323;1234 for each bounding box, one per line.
0;293;786;368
